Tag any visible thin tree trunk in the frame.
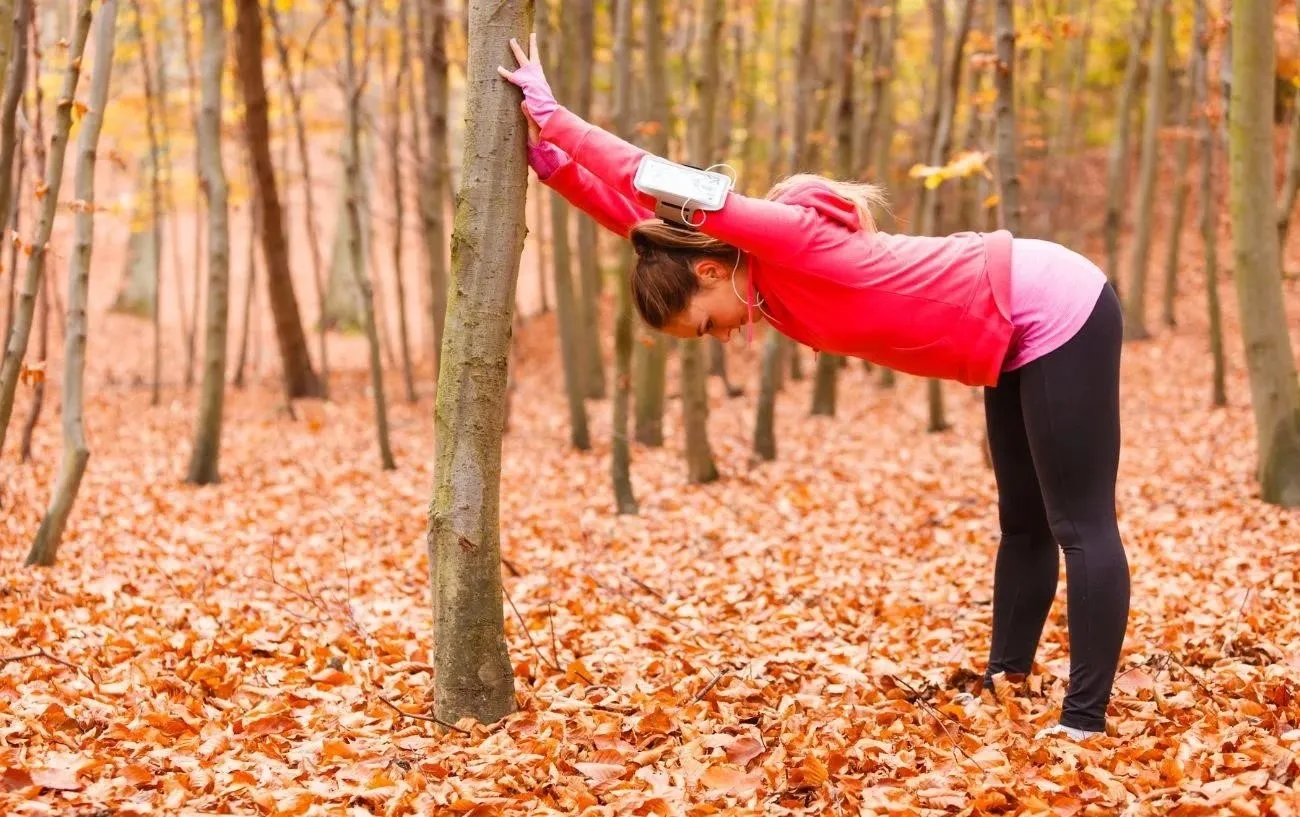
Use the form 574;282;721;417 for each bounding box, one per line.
428;0;525;727
419;0;450;378
155;23;191;394
538;0;590;450
1161;53;1194;329
390;4;417;403
233;0;322;398
186;0;230;486
1228;0;1300;507
1124;0;1170;340
4;144;22;343
130;0;164;405
1103;0;1153;295
533;176;549;313
789;0;816;172
0;0;90;456
1278;0;1300;256
343;0;395;470
1193;0;1225;409
0;0;29;261
233;199;257;389
611;0;637;515
633;0;670;447
0;0;10;134
994;0;1022;236
179;0;203;391
266;3;331;398
29;0;116;562
18;277;46;462
753;328;780;461
683;0;723;484
571;0;605;401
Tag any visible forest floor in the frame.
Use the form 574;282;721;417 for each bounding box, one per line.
3;154;1300;814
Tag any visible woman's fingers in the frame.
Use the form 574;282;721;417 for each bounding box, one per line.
497;65;517;83
509;36;529;66
529;32;539;62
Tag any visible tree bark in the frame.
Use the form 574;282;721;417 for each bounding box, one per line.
753;328;781;461
994;0;1022;236
233;0;322;398
390;4;417;403
266;3;331;397
428;0;527;727
1278;0;1300;256
1103;0;1153;295
419;0;450;378
571;0;605;401
19;275;46;462
682;0;723;484
28;0;117;564
233;195;258;389
538;0;590;450
633;0;670;447
0;0;90;456
610;0;637;515
1124;0;1171;340
179;0;203;391
1228;0;1300;507
130;0;164;405
1161;48;1195;329
343;0;396;471
186;0;230;486
3;139;22;344
0;0;28;253
1193;0;1225;409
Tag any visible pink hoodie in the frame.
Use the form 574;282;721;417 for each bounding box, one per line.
535;107;1018;387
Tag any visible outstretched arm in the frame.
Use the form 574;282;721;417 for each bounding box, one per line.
529;133;652;239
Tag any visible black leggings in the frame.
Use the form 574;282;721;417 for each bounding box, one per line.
981;283;1129;732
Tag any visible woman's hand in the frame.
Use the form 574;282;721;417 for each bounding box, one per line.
498;33;559;129
521;102;541;146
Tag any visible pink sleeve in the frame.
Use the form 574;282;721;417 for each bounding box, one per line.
533;140;654;239
538;106;825;266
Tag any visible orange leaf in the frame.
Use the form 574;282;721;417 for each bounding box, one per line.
121;764;154;786
30;766;82;791
725;736;764;766
790;755;828;790
321;739;358;761
700;764;761;796
637;709;675;735
574;761;625;785
565;659;595;685
243;713;301;737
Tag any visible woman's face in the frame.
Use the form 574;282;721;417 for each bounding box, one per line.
660;257;758;342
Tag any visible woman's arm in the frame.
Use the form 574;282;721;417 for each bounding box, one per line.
529;140;653;238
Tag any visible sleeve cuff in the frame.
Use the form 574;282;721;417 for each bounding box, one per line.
528;141;569;181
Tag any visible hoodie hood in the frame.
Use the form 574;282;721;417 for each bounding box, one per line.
767;179;863;232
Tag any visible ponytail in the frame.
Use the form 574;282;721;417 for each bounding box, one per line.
765;173;890;232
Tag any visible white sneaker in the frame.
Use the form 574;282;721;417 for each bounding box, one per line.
1035;723;1104;741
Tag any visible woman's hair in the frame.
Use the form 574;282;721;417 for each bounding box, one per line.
628;173;889;329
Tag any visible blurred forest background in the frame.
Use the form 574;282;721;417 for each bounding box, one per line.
2;0;1300;813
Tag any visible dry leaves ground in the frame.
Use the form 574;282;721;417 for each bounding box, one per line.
2;250;1300;816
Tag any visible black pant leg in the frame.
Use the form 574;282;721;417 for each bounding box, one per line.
982;367;1060;686
1017;285;1130;732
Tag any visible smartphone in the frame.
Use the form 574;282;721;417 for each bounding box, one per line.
633;155;733;212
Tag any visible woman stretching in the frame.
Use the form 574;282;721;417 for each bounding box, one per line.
501;35;1129;741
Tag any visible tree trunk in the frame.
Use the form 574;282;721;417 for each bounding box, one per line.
233;198;258;389
179;0;203;392
1194;0;1225;409
1103;0;1154;294
428;0;526;727
186;0;230;486
0;0;90;456
130;0;165;405
420;0;450;378
682;0;723;484
1228;0;1300;507
633;0;670;448
266;3;331;397
0;0;28;256
233;0;322;399
19;278;46;462
789;0;816;172
610;0;637;515
343;0;396;471
994;0;1022;236
1278;0;1300;259
3;143;22;344
1161;51;1195;329
538;0;590;450
1124;0;1171;340
570;0;605;401
390;7;417;403
753;328;780;461
28;0;117;564
0;0;9;133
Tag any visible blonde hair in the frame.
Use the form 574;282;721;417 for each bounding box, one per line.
628;172;888;328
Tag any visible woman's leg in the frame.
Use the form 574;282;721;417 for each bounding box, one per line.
982;368;1061;686
1017;284;1129;733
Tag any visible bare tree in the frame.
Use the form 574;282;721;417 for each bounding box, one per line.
28;0;117;565
571;0;605;401
233;0;322;398
384;2;416;403
0;0;90;455
0;0;28;247
186;0;231;486
1161;42;1194;329
1102;0;1153;294
232;195;258;390
1278;2;1300;254
266;3;331;397
428;0;528;726
1193;0;1225;409
130;0;165;404
419;0;451;376
1228;0;1300;507
1124;0;1171;340
611;0;637;514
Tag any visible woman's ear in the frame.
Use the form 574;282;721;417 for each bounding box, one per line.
693;258;728;281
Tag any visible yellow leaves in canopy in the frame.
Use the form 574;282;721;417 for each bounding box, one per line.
909;150;993;189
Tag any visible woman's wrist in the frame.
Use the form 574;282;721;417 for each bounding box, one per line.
528;140;567;180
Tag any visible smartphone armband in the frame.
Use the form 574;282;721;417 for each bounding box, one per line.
633;155;734;229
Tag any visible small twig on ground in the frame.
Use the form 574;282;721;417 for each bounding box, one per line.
0;648;90;681
1220;584;1255;657
622;570;667;604
547;598;561;667
502;582;559;670
1164;653;1218;699
502;556;523;577
887;674;985;775
377;695;470;734
692;663;742;703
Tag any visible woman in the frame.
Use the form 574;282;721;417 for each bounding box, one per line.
501;35;1128;741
